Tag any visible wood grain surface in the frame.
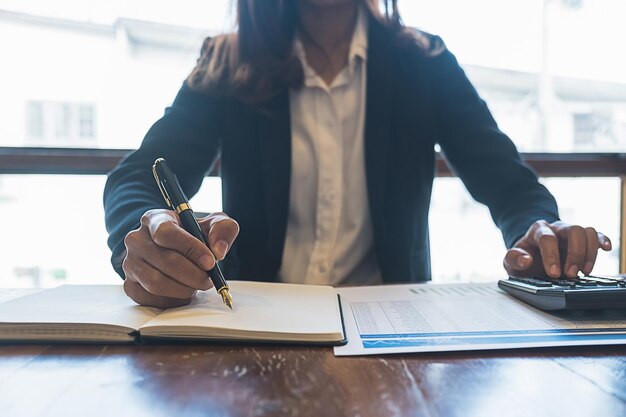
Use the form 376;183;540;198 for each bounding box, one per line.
2;344;626;417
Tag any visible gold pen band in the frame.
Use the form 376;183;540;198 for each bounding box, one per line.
175;203;191;214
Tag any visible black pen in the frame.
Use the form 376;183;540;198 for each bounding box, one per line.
152;158;233;309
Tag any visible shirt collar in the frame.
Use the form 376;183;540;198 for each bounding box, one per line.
349;5;368;64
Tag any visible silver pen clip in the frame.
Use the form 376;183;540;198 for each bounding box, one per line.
152;158;172;209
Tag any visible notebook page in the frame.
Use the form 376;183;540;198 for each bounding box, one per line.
140;281;343;339
0;285;160;332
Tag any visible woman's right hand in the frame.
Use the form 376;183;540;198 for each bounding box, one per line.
122;209;240;308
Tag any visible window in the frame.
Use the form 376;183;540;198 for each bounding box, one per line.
0;0;232;149
400;0;626;153
3;0;625;151
573;113;595;146
0;173;618;288
25;101;43;139
79;104;95;139
1;1;624;287
430;177;620;282
0;174;222;288
25;101;97;146
54;103;71;139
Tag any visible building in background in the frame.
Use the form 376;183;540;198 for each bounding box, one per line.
0;9;212;150
1;6;626;152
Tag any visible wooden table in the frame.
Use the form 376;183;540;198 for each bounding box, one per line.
2;290;626;416
2;344;626;417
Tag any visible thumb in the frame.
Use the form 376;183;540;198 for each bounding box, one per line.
199;212;240;260
503;247;533;275
147;211;216;271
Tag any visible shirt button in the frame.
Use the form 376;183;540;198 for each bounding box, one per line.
319;263;329;274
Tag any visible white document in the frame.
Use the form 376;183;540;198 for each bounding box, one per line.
334;283;626;356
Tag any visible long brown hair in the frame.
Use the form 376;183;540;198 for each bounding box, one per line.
187;0;437;103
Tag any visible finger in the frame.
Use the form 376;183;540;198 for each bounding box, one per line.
583;227;600;275
142;242;213;291
562;226;587;278
124;279;193;309
132;257;198;299
147;218;216;271
598;232;612;251
202;213;240;260
503;247;533;274
532;223;561;278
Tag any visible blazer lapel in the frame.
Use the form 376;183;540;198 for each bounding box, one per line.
257;91;292;270
364;20;394;246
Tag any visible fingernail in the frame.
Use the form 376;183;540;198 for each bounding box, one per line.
214;240;229;259
517;255;531;268
199;254;214;270
549;264;560;276
568;265;579;277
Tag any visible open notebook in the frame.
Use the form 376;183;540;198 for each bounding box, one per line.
0;282;346;345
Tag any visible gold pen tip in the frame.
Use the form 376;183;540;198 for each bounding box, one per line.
219;288;234;310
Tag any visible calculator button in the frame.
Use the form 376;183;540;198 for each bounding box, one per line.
509;277;552;287
574;281;597;287
581;277;619;286
589;275;625;282
525;279;553;287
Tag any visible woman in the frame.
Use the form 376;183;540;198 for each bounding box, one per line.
104;0;611;308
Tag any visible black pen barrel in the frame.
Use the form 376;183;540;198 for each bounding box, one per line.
207;262;228;291
178;209;228;290
178;209;209;246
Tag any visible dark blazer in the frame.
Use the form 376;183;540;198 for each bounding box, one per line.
104;18;560;283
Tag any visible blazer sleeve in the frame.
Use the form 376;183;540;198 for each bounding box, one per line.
103;82;223;278
428;43;560;248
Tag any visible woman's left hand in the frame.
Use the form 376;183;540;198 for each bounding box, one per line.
503;220;612;279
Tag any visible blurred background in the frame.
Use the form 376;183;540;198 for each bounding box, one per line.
0;0;625;288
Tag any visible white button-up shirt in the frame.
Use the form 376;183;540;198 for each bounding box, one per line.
278;7;383;286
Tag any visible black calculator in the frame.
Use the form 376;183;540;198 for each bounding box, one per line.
498;275;626;310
